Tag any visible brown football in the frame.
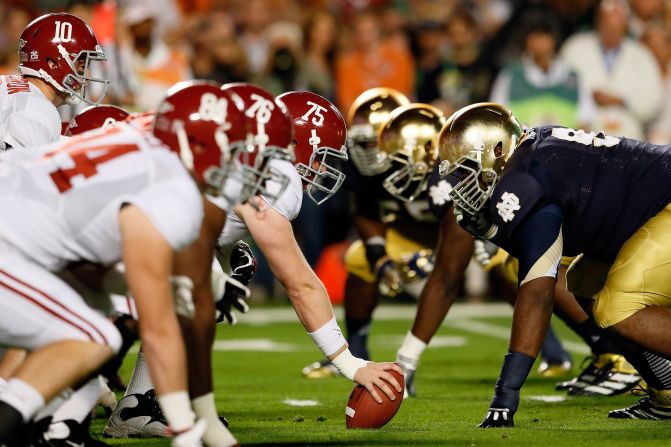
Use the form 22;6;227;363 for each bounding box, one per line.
345;369;404;429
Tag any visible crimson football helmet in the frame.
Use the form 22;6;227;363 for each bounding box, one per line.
65;104;129;136
276;91;347;205
221;82;294;204
18;13;109;105
153;81;247;206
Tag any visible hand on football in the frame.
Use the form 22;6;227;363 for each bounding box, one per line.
353;362;404;404
477;408;514;428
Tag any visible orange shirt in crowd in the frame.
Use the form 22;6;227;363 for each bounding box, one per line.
335;42;415;112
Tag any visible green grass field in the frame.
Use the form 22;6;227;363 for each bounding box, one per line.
92;303;670;447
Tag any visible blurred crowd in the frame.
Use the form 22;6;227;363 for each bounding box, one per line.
2;0;671;298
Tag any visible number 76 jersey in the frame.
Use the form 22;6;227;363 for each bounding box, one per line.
0;122;203;270
488;126;671;263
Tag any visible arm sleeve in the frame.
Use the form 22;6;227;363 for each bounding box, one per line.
509;204;563;286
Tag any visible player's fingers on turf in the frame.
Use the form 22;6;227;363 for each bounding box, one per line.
364;382;383;404
373;377;396;401
379;371;402;393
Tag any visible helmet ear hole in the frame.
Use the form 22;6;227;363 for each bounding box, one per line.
494;141;503;158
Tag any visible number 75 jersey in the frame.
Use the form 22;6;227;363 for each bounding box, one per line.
487;125;671;263
0;123;203;270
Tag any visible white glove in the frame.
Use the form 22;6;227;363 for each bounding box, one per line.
473;240;498;267
171;419;207;447
171;275;195;318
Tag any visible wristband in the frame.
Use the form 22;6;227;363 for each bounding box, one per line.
490;350;535;412
331;348;368;381
364;237;387;270
157;391;196;433
308;316;347;357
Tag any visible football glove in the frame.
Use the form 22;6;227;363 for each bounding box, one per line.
171;275;196;318
215;241;257;325
374;257;402;297
477;408;514;428
472;240;499;267
399;249;434;282
454;206;498;240
215;274;250;325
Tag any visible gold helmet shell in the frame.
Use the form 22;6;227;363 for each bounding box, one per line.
438;102;522;214
347;87;410;176
377;103;446;202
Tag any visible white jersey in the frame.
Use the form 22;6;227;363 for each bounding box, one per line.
0;122;203;270
0;75;62;150
216;158;303;249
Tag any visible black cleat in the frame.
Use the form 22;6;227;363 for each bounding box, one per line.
42;419;109;446
609;398;671;420
477;408;514;428
103;390;167;438
567;354;640;397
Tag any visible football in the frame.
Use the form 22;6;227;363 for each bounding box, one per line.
345;369;405;429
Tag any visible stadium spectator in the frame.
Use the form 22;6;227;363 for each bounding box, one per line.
299;10;338;99
0;6;29;75
255;21;303;94
414;21;448;104
189;11;249;84
238;0;273;76
437;8;496;116
118;1;192;111
641;22;671;143
335;9;414;112
560;0;662;139
490;15;594;129
628;0;666;38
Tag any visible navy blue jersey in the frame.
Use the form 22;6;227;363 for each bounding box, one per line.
426;161;457;219
344;158;438;242
489;126;671;271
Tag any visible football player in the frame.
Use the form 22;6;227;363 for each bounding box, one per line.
64;104;130;136
442;102;671;426
302;89;572;383
0;81;247;447
0;13;109;151
104;86;402;446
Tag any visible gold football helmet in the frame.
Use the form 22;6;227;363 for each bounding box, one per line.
347;87;410;176
438;103;522;215
378;103;446;202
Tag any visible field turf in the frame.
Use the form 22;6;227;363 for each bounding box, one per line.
92;303;669;446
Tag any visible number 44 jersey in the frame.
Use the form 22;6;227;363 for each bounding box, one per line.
488;126;671;263
0;122;203;270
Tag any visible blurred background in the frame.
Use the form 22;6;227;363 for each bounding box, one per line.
3;0;670;303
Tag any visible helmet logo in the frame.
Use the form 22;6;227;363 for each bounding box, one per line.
53;21;73;43
300;101;327;126
496;192;521;222
30;51;39;61
102;117;117;130
308;129;321;148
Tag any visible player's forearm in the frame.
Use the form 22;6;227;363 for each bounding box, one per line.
353;214;385;241
508;278;555;357
179;287;216;399
285;276;335;332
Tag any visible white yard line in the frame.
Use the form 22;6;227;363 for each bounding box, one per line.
447;319;590;355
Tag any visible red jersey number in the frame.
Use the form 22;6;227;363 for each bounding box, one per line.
47;141;139;193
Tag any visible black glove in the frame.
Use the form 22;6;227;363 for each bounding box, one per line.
477;408;514;428
215;241;257;325
215;274;250;325
454;206;498;240
229;241;257;285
